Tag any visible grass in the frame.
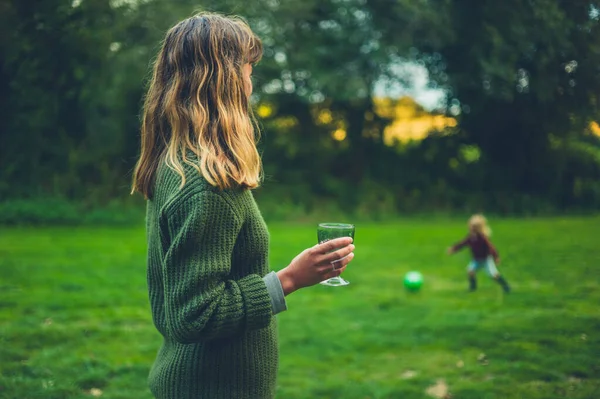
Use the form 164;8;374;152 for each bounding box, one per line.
1;216;599;398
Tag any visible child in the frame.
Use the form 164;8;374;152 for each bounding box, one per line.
447;214;510;293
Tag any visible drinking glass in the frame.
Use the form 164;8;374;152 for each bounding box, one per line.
317;222;355;286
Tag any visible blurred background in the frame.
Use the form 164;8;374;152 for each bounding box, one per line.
1;0;599;222
1;1;600;399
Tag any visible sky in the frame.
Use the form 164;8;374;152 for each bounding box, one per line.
374;61;446;111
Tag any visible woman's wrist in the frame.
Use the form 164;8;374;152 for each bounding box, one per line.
276;268;297;296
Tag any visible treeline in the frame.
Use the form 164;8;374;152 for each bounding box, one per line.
1;0;599;222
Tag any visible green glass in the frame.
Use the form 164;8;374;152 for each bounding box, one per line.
317;222;355;287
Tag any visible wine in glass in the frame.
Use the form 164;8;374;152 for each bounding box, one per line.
317;222;355;287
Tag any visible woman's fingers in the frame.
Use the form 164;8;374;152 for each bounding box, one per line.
315;237;353;253
291;237;354;288
323;264;348;280
318;251;354;274
331;251;354;269
321;243;355;264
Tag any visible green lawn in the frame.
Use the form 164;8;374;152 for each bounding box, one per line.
1;217;599;399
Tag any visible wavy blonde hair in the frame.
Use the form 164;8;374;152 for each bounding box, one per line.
132;12;263;198
469;214;492;237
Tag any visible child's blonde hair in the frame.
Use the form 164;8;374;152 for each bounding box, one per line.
468;214;491;237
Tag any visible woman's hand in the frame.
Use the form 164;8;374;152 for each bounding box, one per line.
277;237;355;296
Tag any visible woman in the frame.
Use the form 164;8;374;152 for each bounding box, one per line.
131;12;355;399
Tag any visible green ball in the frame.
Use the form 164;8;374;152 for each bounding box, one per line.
403;271;423;292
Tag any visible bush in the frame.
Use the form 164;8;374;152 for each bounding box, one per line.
0;198;145;226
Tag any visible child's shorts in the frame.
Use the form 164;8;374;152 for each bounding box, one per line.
467;256;499;277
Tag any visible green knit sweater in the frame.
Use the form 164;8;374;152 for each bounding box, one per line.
145;162;278;399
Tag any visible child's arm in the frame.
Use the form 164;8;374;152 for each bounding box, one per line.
447;237;469;255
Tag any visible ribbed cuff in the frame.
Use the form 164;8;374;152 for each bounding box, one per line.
237;274;273;330
263;271;288;315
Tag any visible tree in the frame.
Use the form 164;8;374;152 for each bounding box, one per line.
0;0;118;199
396;0;600;206
237;0;447;200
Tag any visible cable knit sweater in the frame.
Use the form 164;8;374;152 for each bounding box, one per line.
145;162;278;399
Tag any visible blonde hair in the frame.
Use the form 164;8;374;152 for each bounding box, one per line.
131;12;263;199
469;214;492;237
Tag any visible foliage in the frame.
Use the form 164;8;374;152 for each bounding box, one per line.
0;197;144;225
379;0;600;203
1;0;600;217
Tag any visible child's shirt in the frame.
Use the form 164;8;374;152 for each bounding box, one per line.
452;233;499;261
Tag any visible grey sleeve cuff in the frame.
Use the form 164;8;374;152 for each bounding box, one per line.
263;271;288;315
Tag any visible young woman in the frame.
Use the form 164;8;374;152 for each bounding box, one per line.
131;13;355;399
447;214;510;293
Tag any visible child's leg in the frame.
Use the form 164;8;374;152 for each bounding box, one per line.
485;257;510;293
467;261;478;291
495;275;510;292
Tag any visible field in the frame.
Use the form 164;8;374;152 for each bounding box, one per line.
1;217;599;398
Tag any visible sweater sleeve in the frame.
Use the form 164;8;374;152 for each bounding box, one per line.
263;271;287;315
451;236;470;252
160;190;273;343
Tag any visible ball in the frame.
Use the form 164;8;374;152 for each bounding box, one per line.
403;271;423;292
